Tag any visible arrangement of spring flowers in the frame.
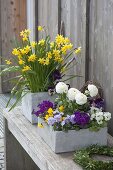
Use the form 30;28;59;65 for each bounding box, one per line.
0;26;81;110
35;82;111;131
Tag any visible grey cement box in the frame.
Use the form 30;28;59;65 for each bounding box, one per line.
37;118;107;153
22;92;56;124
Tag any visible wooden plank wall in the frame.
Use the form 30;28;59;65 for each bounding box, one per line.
0;0;27;93
89;0;113;135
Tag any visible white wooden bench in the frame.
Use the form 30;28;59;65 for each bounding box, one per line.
3;107;83;170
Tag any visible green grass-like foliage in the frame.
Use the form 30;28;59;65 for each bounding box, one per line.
74;145;113;170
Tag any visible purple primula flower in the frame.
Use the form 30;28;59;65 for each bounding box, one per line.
94;98;105;110
54;114;62;122
61;115;71;126
74;111;90;126
52;69;61;80
70;115;76;124
34;100;54;116
48;117;56;126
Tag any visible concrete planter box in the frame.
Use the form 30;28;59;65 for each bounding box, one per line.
37;117;107;153
22;92;56;124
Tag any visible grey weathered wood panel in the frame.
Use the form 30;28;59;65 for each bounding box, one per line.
0;0;27;93
38;0;59;40
61;0;87;89
89;0;113;135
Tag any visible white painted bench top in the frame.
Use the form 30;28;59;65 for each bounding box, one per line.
3;107;83;170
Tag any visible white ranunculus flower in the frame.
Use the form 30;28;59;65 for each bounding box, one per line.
95;112;103;121
104;112;111;121
55;82;68;94
75;93;87;105
88;84;98;97
67;88;80;101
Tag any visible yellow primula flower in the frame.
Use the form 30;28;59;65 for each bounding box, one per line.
47;108;53;115
12;48;20;56
31;41;37;48
47;52;52;59
38;39;45;46
5;60;12;65
45;114;49;122
38;58;45;64
19;59;25;65
22;65;31;72
24;45;31;54
75;47;81;54
59;105;64;112
38;123;44;128
38;26;44;31
28;54;37;62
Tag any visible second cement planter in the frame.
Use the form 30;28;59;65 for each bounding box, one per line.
22;92;56;124
37;118;107;153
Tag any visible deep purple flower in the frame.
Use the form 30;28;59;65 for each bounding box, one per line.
34;100;54;116
89;97;105;110
52;70;61;80
74;111;90;126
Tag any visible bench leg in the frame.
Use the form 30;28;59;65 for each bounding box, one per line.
4;118;40;170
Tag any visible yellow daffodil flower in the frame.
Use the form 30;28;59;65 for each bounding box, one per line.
75;47;81;54
28;54;37;62
20;49;26;55
55;34;65;45
5;60;12;65
38;26;44;31
22;36;28;42
18;60;25;65
53;49;60;57
31;41;37;48
50;41;54;48
38;123;44;128
38;58;45;64
22;65;31;72
47;52;52;59
12;48;20;56
38;39;45;46
44;58;49;65
24;45;31;54
59;105;64;112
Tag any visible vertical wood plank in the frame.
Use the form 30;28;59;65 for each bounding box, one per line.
0;0;27;93
61;0;87;89
89;0;113;135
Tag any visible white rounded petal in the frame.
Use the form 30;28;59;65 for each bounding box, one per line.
88;84;98;97
55;82;68;94
104;112;111;121
67;88;80;101
90;113;95;120
97;119;103;125
75;93;87;105
95;112;103;121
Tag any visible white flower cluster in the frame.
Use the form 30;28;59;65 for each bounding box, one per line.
56;82;87;105
90;106;111;125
